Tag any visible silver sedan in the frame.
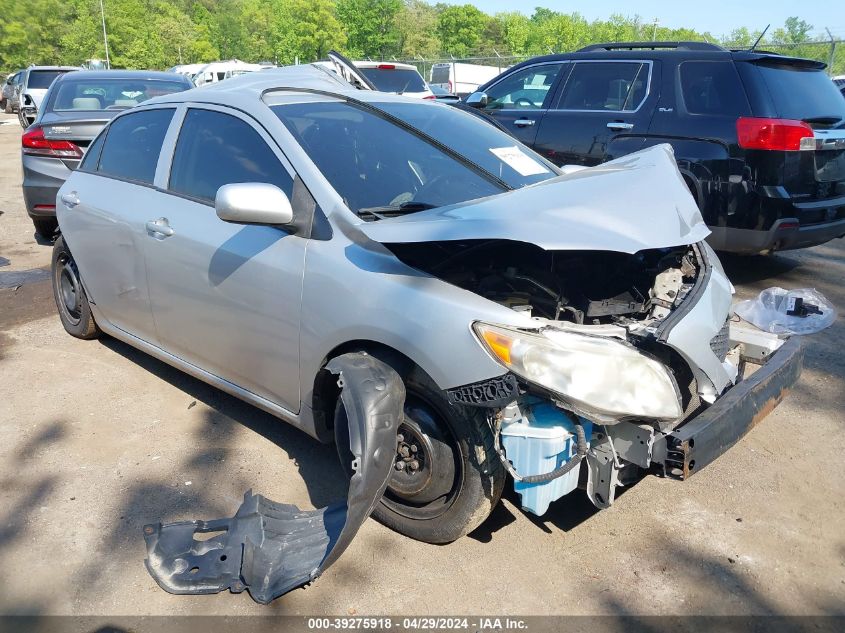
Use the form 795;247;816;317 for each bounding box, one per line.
53;65;801;551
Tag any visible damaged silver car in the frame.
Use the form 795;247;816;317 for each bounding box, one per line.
52;64;803;602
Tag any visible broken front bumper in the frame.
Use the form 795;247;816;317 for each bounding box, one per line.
656;336;804;480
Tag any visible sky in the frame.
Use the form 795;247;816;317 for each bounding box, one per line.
449;1;845;40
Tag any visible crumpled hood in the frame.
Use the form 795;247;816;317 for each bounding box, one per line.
358;144;709;254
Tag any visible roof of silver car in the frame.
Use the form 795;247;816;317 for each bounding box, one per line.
146;64;400;108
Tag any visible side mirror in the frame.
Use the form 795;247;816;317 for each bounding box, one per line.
465;91;488;108
215;183;294;226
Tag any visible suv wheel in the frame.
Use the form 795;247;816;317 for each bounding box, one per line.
334;363;505;544
51;236;100;339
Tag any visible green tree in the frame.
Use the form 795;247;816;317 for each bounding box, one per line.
273;0;346;64
337;0;402;59
395;0;439;58
436;4;489;56
495;12;532;56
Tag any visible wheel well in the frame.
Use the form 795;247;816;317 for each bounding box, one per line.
312;341;417;438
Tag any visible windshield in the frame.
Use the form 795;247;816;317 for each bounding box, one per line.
753;61;845;122
271;99;555;218
359;67;427;93
28;70;71;90
47;78;188;112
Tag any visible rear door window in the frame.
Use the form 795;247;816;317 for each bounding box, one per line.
557;62;649;111
97;108;174;184
79;129;107;172
679;61;750;116
168;108;293;204
484;64;564;110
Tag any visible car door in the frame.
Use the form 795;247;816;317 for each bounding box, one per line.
58;107;176;342
478;63;567;147
533;60;660;166
143;105;306;412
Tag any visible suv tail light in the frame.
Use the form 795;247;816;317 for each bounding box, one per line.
736;117;815;151
377;64;395;70
22;126;83;159
423;94;436;100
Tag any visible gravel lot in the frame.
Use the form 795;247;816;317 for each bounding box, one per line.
1;110;843;618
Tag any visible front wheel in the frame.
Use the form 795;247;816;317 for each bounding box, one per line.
335;363;504;544
51;235;100;339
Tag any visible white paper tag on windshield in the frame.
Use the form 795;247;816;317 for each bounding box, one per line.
490;146;549;177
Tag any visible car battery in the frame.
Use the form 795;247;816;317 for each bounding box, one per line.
501;401;592;516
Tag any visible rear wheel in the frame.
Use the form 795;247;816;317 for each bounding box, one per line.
335;362;504;544
51;236;100;339
1;98;7;113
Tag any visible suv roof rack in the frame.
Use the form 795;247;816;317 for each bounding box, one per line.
577;41;726;53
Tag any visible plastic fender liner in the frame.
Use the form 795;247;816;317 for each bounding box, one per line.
142;353;404;604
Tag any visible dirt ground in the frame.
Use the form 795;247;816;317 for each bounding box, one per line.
1;110;843;618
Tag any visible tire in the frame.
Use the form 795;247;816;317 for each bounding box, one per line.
33;217;58;239
335;360;505;544
51;235;100;339
1;98;7;114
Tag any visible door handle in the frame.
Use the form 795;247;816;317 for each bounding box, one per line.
607;121;634;131
513;118;536;127
60;192;79;208
146;218;174;238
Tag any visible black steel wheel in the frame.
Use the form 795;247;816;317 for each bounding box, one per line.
51;236;100;339
334;359;504;544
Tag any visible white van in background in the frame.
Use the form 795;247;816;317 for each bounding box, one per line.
193;60;265;86
168;63;206;79
430;62;508;98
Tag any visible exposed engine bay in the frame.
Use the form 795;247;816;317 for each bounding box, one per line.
386;239;698;329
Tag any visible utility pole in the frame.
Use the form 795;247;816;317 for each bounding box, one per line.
652;18;659;41
825;27;836;76
99;0;111;69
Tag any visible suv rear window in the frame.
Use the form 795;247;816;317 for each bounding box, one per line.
752;61;845;121
359;67;426;93
27;70;70;90
680;61;750;116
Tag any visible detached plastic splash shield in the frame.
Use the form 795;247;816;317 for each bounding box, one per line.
143;353;404;604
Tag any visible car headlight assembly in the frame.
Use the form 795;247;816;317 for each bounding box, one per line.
473;322;683;422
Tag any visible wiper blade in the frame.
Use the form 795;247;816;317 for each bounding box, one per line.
357;201;437;219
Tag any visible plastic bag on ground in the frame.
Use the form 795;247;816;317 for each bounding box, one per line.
734;287;836;335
